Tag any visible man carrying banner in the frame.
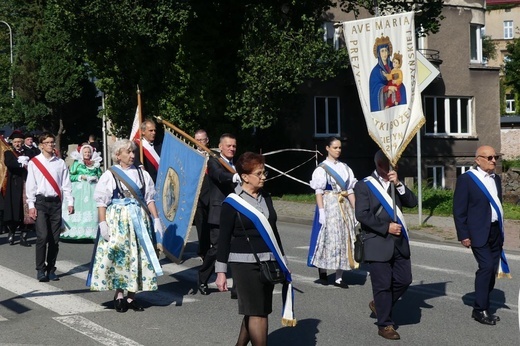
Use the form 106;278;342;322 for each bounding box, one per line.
198;133;241;296
26;132;74;282
453;145;509;326
133;119;161;183
354;150;417;340
194;129;211;260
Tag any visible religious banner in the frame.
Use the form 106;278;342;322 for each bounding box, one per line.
343;12;425;166
155;130;207;263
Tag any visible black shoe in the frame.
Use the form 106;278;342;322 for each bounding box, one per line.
198;283;209;295
47;267;59;281
20;235;31;247
333;279;349;289
126;299;145;311
8;233;14;245
114;298;128;313
37;270;49;282
472;309;496;325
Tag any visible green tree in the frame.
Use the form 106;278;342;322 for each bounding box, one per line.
505;36;520;100
0;0;99;149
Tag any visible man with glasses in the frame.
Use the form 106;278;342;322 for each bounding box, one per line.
26;133;74;282
453;145;504;325
198;133;241;296
194;129;211;260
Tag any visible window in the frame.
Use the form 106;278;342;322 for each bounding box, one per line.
456;166;472;177
506;94;516;113
470;25;483;63
424;96;474;136
322;22;334;45
504;21;514;39
427;166;445;188
315;96;340;136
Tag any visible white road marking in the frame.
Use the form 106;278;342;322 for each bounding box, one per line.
0;264;106;315
54;315;143;346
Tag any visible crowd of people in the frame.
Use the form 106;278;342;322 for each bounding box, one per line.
0;122;507;344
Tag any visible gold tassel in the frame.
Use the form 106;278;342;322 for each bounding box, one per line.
496;272;512;279
281;318;297;327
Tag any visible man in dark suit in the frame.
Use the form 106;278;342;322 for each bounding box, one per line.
197;133;240;295
194;129;211;259
4;131;32;247
354;150;417;340
453;145;503;325
23;133;41;158
134;119;162;183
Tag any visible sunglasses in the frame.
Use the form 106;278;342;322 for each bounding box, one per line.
478;155;500;161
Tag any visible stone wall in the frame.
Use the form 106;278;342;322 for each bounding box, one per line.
502;168;520;204
501;129;520;160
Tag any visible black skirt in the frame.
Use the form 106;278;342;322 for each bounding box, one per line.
229;262;274;316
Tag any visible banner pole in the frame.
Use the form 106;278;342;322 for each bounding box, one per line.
390;164;397;222
137;86;144;164
155;116;236;174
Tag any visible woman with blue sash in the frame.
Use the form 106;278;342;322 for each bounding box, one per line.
308;136;358;287
90;139;164;313
215;152;292;346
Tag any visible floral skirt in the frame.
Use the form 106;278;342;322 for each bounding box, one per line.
89;201;158;292
310;192;359;271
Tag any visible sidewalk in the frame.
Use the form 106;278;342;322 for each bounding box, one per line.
273;200;520;253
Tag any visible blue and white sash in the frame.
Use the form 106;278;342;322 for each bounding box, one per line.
319;163;347;190
466;169;511;278
224;193;296;327
364;176;409;240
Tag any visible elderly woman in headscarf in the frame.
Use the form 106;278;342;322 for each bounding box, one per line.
88;139;164;313
61;143;102;240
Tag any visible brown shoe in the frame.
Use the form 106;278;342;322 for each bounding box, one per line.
378;325;400;340
369;300;377;317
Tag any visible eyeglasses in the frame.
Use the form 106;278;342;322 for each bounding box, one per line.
195;138;208;143
249;171;268;178
42;141;56;145
478;155;499;161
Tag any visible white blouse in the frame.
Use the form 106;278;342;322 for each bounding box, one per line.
310;159;357;195
94;165;156;207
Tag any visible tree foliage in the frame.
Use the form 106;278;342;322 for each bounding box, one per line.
0;0;446;148
337;0;444;35
505;36;520;98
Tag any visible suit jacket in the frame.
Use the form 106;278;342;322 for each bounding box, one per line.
133;141;162;183
453;171;504;248
354;174;418;262
207;156;235;225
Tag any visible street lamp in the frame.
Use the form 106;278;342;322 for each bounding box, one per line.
0;20;14;98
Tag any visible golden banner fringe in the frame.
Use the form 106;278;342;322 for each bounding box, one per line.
497;273;512;279
281;318;297;327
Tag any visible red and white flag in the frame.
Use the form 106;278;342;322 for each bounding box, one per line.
130;107;160;170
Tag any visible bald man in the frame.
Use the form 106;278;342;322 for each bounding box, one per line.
453;145;503;325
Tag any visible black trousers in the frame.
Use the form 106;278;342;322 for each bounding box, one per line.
194;204;211;258
34;196;62;271
198;225;220;285
368;249;412;327
471;223;502;311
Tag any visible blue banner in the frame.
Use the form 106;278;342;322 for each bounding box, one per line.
155;131;207;262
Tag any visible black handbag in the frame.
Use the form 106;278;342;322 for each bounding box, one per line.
237;213;286;285
354;232;364;263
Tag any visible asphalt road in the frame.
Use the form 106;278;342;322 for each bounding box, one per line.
0;222;519;345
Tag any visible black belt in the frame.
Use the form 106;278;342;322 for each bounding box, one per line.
36;194;61;202
491;221;499;226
